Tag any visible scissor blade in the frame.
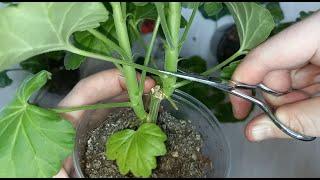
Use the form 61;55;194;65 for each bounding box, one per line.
158;70;232;92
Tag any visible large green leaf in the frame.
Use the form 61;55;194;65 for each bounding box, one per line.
106;123;167;177
0;70;75;177
0;2;108;72
225;2;275;51
0;71;12;87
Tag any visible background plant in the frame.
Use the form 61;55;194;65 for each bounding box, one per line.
0;2;279;177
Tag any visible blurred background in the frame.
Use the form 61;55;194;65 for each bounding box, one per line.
1;2;320;177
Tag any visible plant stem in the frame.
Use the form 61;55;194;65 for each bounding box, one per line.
174;50;247;88
146;86;164;123
155;3;174;49
50;102;131;113
179;2;199;52
111;2;148;121
69;47;163;76
139;17;161;96
161;2;181;97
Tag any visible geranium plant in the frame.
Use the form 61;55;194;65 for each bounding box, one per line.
0;2;276;177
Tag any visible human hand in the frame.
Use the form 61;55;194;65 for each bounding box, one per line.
230;11;320;142
52;68;155;177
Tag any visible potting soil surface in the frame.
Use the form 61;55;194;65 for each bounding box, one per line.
81;108;213;178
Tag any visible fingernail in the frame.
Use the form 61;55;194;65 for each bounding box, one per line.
250;122;274;141
314;74;320;83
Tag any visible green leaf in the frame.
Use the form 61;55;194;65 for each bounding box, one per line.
180;15;187;28
64;53;86;70
225;2;275;51
74;30;113;56
0;70;75;177
133;2;148;6
220;60;241;80
296;10;315;21
129;3;157;23
181;2;203;9
265;2;284;24
204;2;223;17
106;123;167;177
199;3;229;21
178;56;207;74
0;2;108;72
0;71;13;87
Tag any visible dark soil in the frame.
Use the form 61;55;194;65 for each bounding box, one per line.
81;108;213;178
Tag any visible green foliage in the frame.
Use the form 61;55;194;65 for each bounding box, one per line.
296;10;315;21
0;71;75;177
0;1;295;178
204;2;223;17
133;2;148;6
64;53;86;70
220;60;241;80
106;123;167;177
199;3;230;21
225;2;275;51
181;2;204;9
0;2;108;72
265;2;284;24
0;71;12;87
178;56;207;73
20;51;65;74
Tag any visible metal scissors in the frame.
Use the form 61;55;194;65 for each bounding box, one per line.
159;70;316;141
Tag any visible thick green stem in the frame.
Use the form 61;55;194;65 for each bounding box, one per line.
174;50;247;88
111;2;147;121
146;86;164;123
139;17;161;96
50;102;131;113
161;2;181;97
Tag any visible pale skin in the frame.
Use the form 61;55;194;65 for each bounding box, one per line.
230;10;320;142
54;10;320;177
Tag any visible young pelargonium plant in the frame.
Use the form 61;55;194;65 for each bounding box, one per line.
0;2;275;178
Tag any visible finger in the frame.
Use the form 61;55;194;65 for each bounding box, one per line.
245;97;320;142
263;83;320;107
230;12;320;118
290;64;320;89
58;69;155;125
53;168;69;178
233;11;320;85
230;90;252;119
62;156;73;176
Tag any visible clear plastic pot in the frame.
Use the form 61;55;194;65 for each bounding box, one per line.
72;90;231;178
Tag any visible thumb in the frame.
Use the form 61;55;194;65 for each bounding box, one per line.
245;97;320;142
